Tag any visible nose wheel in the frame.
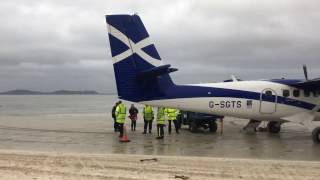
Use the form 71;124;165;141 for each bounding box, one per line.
312;127;320;144
267;121;281;133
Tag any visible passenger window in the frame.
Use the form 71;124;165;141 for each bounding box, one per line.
304;90;310;97
293;89;300;97
312;91;319;97
283;90;290;97
265;90;272;96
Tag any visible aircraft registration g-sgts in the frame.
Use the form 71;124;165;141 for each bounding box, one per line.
105;14;320;143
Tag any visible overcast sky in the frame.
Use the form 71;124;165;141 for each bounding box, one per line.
1;0;320;93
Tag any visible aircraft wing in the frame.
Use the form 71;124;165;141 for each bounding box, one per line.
293;78;320;90
281;112;315;131
281;105;320;130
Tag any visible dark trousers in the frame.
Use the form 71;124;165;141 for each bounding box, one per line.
168;120;179;134
113;118;118;132
118;123;124;137
157;124;164;138
131;120;136;131
144;119;153;133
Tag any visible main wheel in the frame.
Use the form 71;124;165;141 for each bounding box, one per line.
267;121;281;133
312;127;320;144
189;120;198;133
209;121;218;133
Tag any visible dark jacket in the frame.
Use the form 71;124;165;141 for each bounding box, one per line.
129;106;139;116
112;104;117;119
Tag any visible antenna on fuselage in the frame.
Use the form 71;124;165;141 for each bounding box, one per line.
231;75;239;82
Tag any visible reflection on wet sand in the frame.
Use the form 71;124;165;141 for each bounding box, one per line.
0;114;319;161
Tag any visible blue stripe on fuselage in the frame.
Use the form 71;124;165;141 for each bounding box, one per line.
147;85;316;110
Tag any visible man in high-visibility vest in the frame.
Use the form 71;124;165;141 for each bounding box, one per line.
115;101;126;137
156;107;165;139
143;105;154;134
165;108;179;134
111;101;121;132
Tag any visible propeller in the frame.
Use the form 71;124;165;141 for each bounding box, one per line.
303;64;308;81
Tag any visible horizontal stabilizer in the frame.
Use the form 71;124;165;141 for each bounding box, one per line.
137;64;178;79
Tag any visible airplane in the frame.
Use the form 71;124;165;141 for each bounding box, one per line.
105;14;320;143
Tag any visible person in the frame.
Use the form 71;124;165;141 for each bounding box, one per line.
165;108;179;134
115;101;126;137
142;105;154;134
111;101;120;132
129;104;139;131
156;107;165;139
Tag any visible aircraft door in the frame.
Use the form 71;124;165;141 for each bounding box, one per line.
259;89;277;114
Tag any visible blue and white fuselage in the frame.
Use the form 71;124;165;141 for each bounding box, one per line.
141;80;320;122
105;14;320;142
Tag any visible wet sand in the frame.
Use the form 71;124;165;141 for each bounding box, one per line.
0;113;320;179
0;114;319;161
0;150;319;180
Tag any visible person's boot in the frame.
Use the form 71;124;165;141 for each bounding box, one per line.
142;130;147;134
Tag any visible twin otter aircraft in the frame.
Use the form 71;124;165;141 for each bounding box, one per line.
106;14;320;143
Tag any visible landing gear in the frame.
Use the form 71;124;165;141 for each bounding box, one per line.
267;121;281;133
209;121;218;133
312;127;320;144
243;119;261;132
189;120;198;133
188;120;218;133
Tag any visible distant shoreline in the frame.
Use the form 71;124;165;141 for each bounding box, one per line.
0;90;116;95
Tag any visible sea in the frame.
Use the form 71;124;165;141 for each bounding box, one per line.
0;94;149;133
0;95;118;117
0;95;148;154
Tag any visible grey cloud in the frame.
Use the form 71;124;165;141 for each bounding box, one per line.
0;0;320;92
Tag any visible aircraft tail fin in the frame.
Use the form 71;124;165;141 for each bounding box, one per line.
105;14;176;102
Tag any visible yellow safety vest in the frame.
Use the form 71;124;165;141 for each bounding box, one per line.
143;105;154;121
165;108;177;121
157;107;165;125
115;103;126;124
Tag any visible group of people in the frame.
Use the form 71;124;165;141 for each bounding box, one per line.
112;101;179;139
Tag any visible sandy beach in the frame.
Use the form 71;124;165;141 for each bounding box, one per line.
0;150;319;180
0;95;320;179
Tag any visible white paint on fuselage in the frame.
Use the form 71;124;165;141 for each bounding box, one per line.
194;81;319;105
141;97;306;121
140;80;320;122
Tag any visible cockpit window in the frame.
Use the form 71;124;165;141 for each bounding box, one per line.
283;90;290;97
293;89;300;97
